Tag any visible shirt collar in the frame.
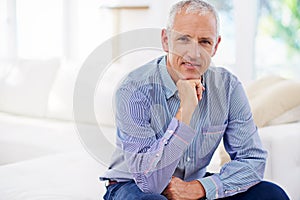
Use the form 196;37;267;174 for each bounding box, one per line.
158;56;178;99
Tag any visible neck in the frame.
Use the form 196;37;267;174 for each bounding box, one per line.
165;57;180;83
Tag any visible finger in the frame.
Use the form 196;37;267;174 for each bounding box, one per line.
196;86;202;94
162;192;169;199
196;85;204;101
162;188;169;197
162;188;172;200
197;94;201;101
196;92;201;101
192;79;202;88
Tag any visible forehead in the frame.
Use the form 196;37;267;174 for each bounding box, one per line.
172;10;217;38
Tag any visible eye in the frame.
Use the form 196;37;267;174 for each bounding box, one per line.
177;36;190;42
200;40;212;45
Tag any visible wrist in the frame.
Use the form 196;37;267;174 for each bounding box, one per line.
175;107;193;125
188;180;206;199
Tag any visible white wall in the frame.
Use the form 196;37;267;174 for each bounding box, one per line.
233;0;259;84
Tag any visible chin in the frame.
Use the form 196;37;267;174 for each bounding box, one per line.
182;74;201;80
180;69;203;80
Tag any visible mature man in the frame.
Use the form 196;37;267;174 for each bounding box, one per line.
101;0;289;199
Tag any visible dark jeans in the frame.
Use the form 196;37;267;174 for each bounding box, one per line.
103;180;289;200
103;180;167;200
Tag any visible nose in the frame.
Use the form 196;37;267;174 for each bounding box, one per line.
185;41;202;63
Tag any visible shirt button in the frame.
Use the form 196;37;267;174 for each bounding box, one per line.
156;153;160;157
187;157;191;162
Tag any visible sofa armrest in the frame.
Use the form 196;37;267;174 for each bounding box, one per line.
259;122;300;200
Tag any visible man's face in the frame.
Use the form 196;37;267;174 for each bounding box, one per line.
162;10;221;82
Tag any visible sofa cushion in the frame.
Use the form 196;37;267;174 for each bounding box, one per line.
0;151;106;200
0;59;60;117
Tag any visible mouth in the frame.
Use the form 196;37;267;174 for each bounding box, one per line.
182;61;201;70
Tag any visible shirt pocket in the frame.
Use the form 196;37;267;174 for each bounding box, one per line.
199;124;227;157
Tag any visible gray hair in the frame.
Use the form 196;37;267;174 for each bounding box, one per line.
166;0;220;37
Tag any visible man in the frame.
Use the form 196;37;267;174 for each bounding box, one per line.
100;0;289;199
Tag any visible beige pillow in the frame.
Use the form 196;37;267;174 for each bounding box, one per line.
246;75;285;100
267;105;300;126
248;78;300;127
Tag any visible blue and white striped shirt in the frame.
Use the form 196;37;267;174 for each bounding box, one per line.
100;56;267;199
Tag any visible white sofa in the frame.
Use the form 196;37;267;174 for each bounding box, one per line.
0;58;299;200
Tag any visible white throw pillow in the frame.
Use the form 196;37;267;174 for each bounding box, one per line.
46;60;123;126
0;59;60;117
47;51;160;125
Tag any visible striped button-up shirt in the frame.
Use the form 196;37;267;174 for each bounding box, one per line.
100;56;267;199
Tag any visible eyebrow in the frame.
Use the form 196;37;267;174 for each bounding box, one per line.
176;33;191;38
177;34;214;41
200;37;214;41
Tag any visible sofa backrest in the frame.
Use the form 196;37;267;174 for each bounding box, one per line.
46;50;162;127
0;59;60;118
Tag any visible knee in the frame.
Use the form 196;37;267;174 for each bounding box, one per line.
255;181;290;200
140;194;168;200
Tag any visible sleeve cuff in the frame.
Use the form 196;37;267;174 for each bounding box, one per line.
172;120;195;150
164;118;179;140
199;174;224;200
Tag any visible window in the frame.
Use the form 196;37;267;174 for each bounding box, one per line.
255;0;300;79
1;0;298;81
208;0;235;69
16;0;63;59
0;0;63;61
0;0;16;61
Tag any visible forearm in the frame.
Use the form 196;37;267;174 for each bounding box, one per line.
200;127;266;199
124;118;196;193
199;138;266;200
199;158;265;199
175;107;194;125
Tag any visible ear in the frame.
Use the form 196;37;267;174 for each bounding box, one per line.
211;36;221;57
161;29;169;53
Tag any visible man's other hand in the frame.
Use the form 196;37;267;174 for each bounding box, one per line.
162;176;206;200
